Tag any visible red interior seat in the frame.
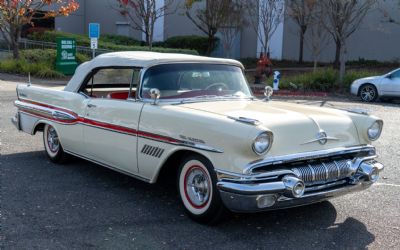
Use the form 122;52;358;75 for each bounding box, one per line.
108;91;129;100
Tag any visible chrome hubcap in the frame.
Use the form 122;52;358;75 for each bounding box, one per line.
361;86;376;101
185;167;210;207
47;126;59;153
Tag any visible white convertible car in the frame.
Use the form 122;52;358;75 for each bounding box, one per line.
12;52;384;224
350;68;400;102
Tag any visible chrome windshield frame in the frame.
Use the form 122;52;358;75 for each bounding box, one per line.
137;63;254;103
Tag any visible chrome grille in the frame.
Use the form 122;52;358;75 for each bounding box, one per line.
292;159;352;185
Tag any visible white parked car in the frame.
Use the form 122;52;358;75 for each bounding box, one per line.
12;52;384;224
350;68;400;102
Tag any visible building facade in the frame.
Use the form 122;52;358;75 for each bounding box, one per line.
55;0;400;62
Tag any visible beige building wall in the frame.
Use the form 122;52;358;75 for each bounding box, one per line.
55;0;142;40
282;0;400;62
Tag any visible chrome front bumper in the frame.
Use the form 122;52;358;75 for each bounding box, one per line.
216;148;384;213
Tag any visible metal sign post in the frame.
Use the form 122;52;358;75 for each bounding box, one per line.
89;23;100;59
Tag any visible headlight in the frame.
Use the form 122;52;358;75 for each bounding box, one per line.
367;120;383;141
252;131;273;155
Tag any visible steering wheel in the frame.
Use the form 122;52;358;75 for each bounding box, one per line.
205;82;229;90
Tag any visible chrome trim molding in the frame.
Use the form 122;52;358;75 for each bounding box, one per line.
52;110;78;121
244;145;375;175
216;157;383;212
252;131;274;156
227;116;261;126
15;100;223;154
367;120;383;141
342;108;369;115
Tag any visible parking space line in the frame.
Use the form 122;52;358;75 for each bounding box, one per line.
376;183;400;188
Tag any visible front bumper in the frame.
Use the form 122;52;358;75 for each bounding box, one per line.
216;147;383;213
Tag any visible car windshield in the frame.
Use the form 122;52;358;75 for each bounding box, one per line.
141;64;252;100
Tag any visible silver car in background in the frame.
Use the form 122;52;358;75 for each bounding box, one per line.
350;68;400;102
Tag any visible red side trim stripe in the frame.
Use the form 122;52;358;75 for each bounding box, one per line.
17;99;181;144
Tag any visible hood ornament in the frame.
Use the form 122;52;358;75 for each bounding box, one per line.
263;86;274;101
302;130;339;145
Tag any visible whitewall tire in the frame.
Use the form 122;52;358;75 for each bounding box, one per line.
178;154;226;224
43;124;68;163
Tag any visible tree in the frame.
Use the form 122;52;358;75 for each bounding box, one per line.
0;0;79;59
117;0;175;50
380;0;400;25
184;0;233;56
245;0;284;56
307;2;329;71
286;0;317;63
219;1;246;58
322;0;376;84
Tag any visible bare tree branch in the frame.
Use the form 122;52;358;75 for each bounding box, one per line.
245;0;284;56
321;0;377;85
115;0;176;49
286;0;317;63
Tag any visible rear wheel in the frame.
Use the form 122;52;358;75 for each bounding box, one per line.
43;124;68;163
359;84;378;102
177;154;226;224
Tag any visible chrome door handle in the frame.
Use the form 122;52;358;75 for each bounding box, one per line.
87;104;97;108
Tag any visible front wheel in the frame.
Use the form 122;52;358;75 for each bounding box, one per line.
43;124;68;163
359;84;378;102
177;154;226;224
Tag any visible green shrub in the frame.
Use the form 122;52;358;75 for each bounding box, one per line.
279;68;338;91
28;30;199;55
101;34;141;46
163;36;216;55
0;49;91;78
342;70;381;89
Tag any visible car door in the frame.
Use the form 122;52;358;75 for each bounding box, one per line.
380;69;400;96
80;67;143;174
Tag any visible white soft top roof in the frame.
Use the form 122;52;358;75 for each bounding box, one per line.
64;51;244;92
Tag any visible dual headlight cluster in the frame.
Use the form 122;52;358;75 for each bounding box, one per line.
252;131;273;156
367;120;383;141
252;121;382;156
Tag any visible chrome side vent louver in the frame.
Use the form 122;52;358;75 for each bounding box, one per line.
141;145;164;158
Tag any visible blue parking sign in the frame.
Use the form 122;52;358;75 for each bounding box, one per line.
89;23;100;39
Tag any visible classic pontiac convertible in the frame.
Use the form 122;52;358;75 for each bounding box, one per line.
12;52;384;223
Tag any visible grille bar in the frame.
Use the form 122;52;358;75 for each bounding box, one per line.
292;159;351;185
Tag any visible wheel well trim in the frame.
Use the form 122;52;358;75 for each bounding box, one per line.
32;120;50;135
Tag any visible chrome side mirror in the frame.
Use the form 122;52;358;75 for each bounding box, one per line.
150;88;161;105
264;86;274;101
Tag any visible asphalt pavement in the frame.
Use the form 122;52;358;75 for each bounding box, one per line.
1;80;399;250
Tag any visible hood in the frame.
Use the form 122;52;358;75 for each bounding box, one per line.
177;100;361;156
358;75;381;82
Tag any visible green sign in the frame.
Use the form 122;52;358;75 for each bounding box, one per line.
56;38;78;75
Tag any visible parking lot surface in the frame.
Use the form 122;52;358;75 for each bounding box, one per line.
1;80;399;250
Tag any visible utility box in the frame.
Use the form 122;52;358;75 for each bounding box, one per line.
56;38;78;75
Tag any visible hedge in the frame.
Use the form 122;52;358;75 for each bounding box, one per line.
260;68;382;91
0;49;90;78
162;36;217;55
27;30;199;55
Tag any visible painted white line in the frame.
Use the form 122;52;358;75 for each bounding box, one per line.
376;182;400;188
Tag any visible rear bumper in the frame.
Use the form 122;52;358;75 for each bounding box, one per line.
11;112;21;131
216;151;383;213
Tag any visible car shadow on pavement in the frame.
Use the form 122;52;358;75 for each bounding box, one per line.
1;151;375;249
